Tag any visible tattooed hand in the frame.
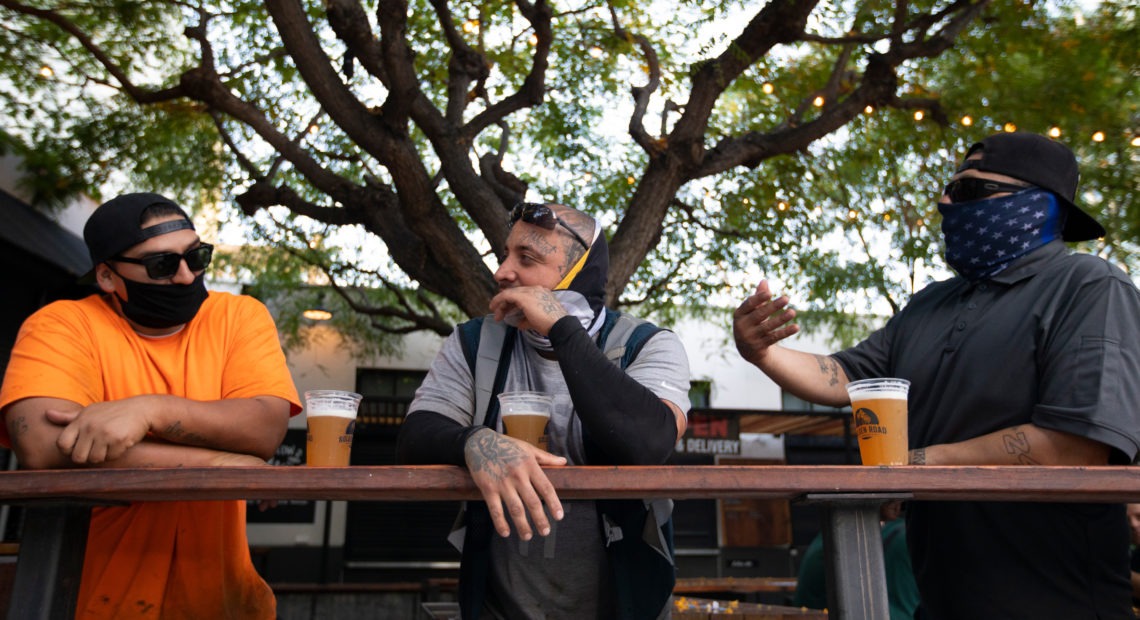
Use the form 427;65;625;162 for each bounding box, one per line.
463;428;567;539
489;286;568;336
732;280;799;366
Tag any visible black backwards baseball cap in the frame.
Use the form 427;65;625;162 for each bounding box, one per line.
79;192;195;283
958;132;1105;241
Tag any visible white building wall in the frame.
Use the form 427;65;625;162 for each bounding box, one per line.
673;316;836;410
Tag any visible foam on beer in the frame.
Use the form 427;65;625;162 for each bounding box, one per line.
846;387;907;400
306;408;356;418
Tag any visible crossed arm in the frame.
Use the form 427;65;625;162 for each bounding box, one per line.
4;394;291;470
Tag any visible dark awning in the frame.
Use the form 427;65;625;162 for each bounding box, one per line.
0;189;91;277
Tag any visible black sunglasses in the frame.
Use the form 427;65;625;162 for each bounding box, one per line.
509;203;589;249
112;243;214;280
943;178;1030;203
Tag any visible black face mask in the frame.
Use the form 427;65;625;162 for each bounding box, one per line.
111;271;209;329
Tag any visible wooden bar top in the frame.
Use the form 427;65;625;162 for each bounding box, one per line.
0;465;1139;504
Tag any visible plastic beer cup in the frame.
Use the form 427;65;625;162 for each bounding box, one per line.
496;391;552;450
845;378;910;466
304;390;363;466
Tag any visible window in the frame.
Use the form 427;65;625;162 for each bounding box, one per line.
689;380;712;409
782;391;849;413
355;368;427;428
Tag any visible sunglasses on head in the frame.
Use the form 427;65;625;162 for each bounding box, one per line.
943;178;1030;203
509;202;589;249
112;243;214;280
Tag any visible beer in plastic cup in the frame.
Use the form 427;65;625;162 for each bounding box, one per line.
845;378;910;466
304;390;362;467
496;391;552;450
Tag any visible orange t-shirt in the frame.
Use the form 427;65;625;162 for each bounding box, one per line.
0;292;302;619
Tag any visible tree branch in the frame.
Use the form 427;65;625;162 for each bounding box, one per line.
608;2;664;155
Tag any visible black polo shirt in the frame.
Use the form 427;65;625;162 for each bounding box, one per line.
833;240;1140;619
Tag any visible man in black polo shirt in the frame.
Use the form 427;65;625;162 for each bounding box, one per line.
733;132;1140;619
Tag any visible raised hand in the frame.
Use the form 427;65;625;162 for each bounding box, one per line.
732;279;799;366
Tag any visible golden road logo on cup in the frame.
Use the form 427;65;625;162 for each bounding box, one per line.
845;378;910;466
854;408;889;436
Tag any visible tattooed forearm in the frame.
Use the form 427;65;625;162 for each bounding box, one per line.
6;415;29;452
1002;430;1040;465
465;429;527;481
909;448;926;465
162;421;208;446
9;415;28;439
813;355;840;387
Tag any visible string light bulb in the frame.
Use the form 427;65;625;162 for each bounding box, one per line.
864;105;874;115
960;115;973;126
1048;127;1062;138
813;96;825;107
39;66;53;78
762;82;774;94
914;111;924;121
1092;131;1105;143
1003;123;1017;133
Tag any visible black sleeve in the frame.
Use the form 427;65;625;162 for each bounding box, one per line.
548;315;679;465
396;410;486;466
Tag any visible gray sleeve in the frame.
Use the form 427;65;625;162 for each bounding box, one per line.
625;329;693;416
406;332;476;426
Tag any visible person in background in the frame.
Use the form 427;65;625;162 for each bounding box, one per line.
397;202;691;619
1128;503;1140;606
733;133;1140;619
792;500;920;620
0;192;301;618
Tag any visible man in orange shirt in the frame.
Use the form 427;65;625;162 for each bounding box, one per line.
0;192;301;618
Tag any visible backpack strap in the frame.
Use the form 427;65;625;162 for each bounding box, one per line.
453;316;515;620
598;313;664;370
458;316;516;429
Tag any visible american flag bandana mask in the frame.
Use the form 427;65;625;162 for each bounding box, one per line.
938;188;1064;281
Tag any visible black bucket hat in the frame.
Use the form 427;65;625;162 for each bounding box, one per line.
958;132;1105;241
80;192;195;282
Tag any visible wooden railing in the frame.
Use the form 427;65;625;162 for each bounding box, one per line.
3;464;1140;620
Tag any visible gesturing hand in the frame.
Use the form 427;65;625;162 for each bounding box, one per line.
732;279;799;366
463;428;567;540
46;395;157;464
